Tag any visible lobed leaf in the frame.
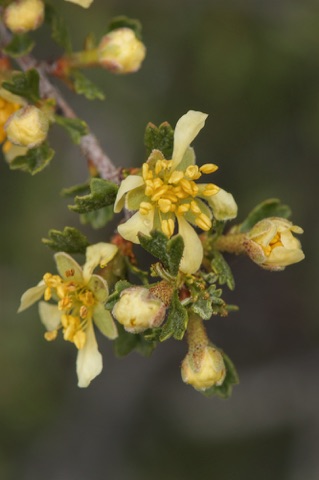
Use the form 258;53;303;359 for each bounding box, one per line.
69;177;118;213
144;121;174;159
2;69;40;103
3;33;35;58
9;142;54;175
54;115;89;144
72;71;105;101
210;251;235;290
42;226;90;254
159;290;188;341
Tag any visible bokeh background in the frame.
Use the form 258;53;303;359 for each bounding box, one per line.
1;0;318;478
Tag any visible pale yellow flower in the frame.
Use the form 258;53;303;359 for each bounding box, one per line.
3;0;44;33
181;344;226;391
18;243;118;387
246;217;305;271
114;110;237;274
5;105;49;148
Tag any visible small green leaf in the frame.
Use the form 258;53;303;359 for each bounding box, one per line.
138;230;184;276
3;33;35;58
144;121;174;159
239;198;292;233
45;3;72;52
72;71;105;101
191;292;213;320
69;177;118;213
9;142;54;175
54;115;88;144
80;205;114;229
61;182;90;198
210;251;235;290
2;69;40;103
203;350;239;399
113;324;155;357
107;16;143;40
160;290;188;341
42;227;90;254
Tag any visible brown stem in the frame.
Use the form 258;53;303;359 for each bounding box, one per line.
214;233;247;255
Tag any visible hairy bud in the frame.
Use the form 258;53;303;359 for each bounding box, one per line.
5;105;49;148
112;287;166;333
3;0;45;33
98;28;146;74
181;345;226;391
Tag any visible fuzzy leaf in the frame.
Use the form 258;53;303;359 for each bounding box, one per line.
160;290;188;341
3;33;35;58
144;121;174;159
80;205;114;229
61;182;90;197
45;3;72;52
238;198;292;233
42;227;90;254
69;177;118;213
113;324;155;357
203;350;239;399
2;69;40;103
72;71;105;100
107;16;143;40
54;115;88;144
138;230;184;276
210;251;235;290
9;142;54;175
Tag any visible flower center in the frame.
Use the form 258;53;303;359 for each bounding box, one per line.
263;233;284;256
139;159;219;237
43;273;97;349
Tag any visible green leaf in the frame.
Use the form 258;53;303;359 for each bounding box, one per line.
160;290;188;341
3;33;35;58
54;115;88;144
80;205;114;229
61;182;90;197
2;69;40;103
210;251;235;290
113;324;155;357
72;71;105;101
45;3;72;53
238;198;292;233
69;177;118;213
9;142;54;175
191;292;213;320
203;350;239;399
138;230;184;276
107;16;143;40
42;226;90;254
144;121;174;159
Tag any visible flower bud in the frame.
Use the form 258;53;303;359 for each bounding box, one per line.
5;105;49;148
97;28;146;74
181;345;226;391
245;217;305;271
112;287;166;333
3;0;44;33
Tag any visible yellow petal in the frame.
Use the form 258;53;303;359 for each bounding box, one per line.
114;175;144;213
117;210;154;244
76;322;102;388
171;111;208;170
18;281;45;312
93;304;118;339
207;188;238;221
83;243;118;282
177;216;203;274
38;301;61;331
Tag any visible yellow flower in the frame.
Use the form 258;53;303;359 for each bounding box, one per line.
246;217;305;271
3;0;45;33
5;105;49;148
97;28;146;74
114;110;237;274
18;243;118;387
181;344;226;391
112;287;166;333
0;82;25;156
65;0;94;7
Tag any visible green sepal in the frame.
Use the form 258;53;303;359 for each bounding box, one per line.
159;290;188;341
9;142;54;175
138;230;184;277
105;280;132;310
69;177;118;213
210;251;235;290
107;16;143;40
42;226;90;254
238;198;292;233
113;324;155;357
203;350;239;399
3;33;35;58
54;115;88;144
45;3;72;53
61;182;90;197
80;205;114;229
144;121;174;159
2;69;40;103
72;71;105;101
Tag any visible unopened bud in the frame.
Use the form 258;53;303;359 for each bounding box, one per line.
98;28;146;74
181;345;226;391
5;105;49;148
245;217;305;271
112;287;166;333
3;0;44;33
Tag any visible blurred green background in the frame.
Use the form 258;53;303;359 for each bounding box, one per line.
1;0;318;479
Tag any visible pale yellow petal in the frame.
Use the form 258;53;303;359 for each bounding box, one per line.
267;246;305;267
65;0;93;7
93;304;118;339
177;216;203;274
54;252;83;282
171;111;208;170
76;322;102;388
83;243;118;282
38;302;61;331
117;210;154;244
114;175;144;213
207;188;238;221
18;281;45;312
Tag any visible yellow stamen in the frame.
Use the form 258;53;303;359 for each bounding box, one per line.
80;305;88;319
177;203;190;214
190;200;201;213
202;184;220;196
200;163;219;174
161;218;175;238
139;201;153;215
158;198;172;213
44;330;58;342
151;185;169;202
195;213;212;231
185;165;201;180
168;171;184;184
